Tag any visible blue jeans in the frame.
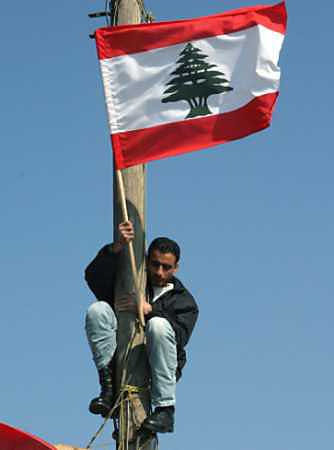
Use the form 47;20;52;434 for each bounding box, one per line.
85;301;177;407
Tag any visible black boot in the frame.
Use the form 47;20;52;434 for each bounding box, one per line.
89;363;113;416
142;406;174;433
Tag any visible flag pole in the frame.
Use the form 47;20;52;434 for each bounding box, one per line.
116;169;145;326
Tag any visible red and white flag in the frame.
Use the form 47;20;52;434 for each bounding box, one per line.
95;2;287;169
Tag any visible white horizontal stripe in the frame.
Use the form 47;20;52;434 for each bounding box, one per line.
100;25;284;134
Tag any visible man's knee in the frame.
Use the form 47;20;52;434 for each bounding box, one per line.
86;301;116;326
146;317;175;342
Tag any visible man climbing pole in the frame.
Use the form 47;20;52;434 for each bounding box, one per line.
84;220;199;433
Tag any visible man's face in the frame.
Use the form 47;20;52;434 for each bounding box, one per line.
147;249;178;287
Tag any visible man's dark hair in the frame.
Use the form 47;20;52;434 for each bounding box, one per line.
148;237;181;263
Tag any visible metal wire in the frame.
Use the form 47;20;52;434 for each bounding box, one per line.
105;0;109;25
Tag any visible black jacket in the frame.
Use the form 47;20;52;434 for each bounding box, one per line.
85;245;199;380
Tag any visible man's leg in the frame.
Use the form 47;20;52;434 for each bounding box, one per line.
85;301;118;415
143;317;177;433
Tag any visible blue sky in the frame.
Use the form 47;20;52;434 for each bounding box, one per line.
1;1;333;450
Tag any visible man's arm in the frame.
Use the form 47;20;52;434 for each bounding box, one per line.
85;244;118;302
84;221;135;303
170;296;199;348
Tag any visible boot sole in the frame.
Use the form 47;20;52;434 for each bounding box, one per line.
89;402;112;416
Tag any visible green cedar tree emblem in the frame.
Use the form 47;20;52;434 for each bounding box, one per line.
162;42;233;119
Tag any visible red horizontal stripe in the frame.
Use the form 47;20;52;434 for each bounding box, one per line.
96;2;287;60
111;92;279;169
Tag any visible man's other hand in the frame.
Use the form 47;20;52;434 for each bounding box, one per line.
143;299;152;316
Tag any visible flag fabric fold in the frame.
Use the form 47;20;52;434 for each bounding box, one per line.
95;2;287;169
0;422;56;450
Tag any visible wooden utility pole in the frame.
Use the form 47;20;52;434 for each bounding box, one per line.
112;2;152;449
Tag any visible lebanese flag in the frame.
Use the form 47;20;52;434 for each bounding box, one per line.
0;422;56;450
95;2;287;169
